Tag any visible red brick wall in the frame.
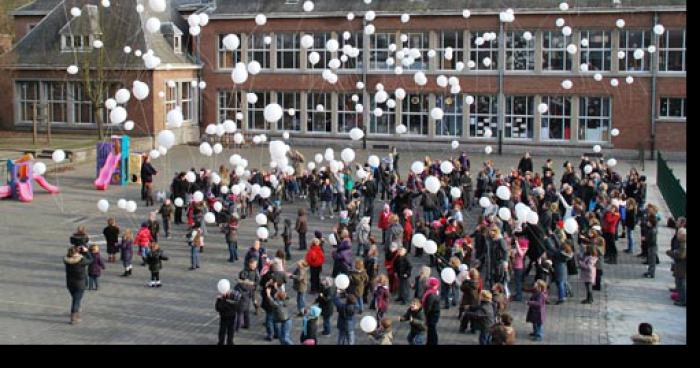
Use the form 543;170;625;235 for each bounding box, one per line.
655;122;686;152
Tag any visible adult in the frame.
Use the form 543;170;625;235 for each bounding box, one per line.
141;154;158;204
422;277;441;345
331;231;354;277
517;152;533;175
295;208;308;251
64;245;93;324
305;239;325;293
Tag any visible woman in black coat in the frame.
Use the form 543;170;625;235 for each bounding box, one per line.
64;246;93;324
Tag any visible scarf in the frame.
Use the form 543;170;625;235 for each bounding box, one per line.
303;305;322;336
421;277;440;306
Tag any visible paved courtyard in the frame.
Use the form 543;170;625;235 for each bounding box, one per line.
0;144;686;344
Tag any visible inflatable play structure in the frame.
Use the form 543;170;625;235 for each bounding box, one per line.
0;155;59;202
95;135;130;190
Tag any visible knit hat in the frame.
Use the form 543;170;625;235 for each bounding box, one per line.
427;277;440;289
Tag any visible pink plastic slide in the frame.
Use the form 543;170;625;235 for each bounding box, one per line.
16;181;32;202
33;174;59;194
94;152;121;191
0;185;11;198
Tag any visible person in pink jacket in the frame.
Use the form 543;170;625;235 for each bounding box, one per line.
134;222;153;266
510;231;529;302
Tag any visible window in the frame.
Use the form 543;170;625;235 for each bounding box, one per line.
165;83;177;117
47;82;67;124
16;81;40;122
619;30;651;71
277;92;301;131
659;97;686;119
174;35;182;54
218;34;241;69
435;94;463;137
401;94;429;135
370;93;395;134
542;31;572;71
404;32;429;71
370;33;396;71
342;32;364;70
71;83;93;124
540;96;572;141
578;96;611;142
338;93;361;132
470;31;498;71
505;96;534;139
506;31;535;71
277;33;300;69
659;29;686;72
580;30;611;71
164;81;196;125
247;33;270;70
306;32;332;70
61;34;91;52
248;92;270;131
218;90;240;122
307;93;332;133
469;95;498;137
438;31;463;71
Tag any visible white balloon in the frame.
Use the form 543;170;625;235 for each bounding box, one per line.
436;75;448;88
67;65;79;75
193;191;204;202
593;144;602;153
199;142;213;156
52;149;66;163
303;1;315;12
610;78;619;87
97;199;109;213
584;165;593;175
231;184;242;195
132;81;150;100
349;128;364;141
653;24;665;35
483;57;492;67
485;146;493;155
414;71;427;86
70;7;82;17
364;10;376;21
217;279;231;294
395;124;407;134
326;39;339;53
126;200;137;213
616;19;626;28
174;197;184;207
301;34;314;49
450;187;462;199
607;158;618;168
611;128;620;137
562;26;572;37
496;186;511;201
411;161;424;175
526;211;539;225
561;80;573;90
564;218;579;234
315;154;324;164
324;148;335;162
264;103;284;123
594;73;603;81
347;12;355;21
255;14;267;26
538;103;549;114
105;99;117;110
556;18;565;27
109;107;127;124
425;176;440;194
233;133;244;144
308;51;320;65
423;240;438;255
32;161;47;176
360;315;377;333
166;108;184;128
115;89;131;104
260;186;272;199
566;44;577;54
479;197;491;208
149;149;160;160
248;61;262;75
223;34;240;50
412;233;427;248
146;17;161;33
441;268;456;284
367;155;380;168
341;148;355;163
203;212;215;224
401;13;410;23
440;161;453;174
484;128;493;138
199;13;210;27
523;31;533;41
256;213;268;225
626;76;634;85
431;107;444;120
307;162;316;171
231;62;249;84
189;25;201;36
462;9;471;18
559;2;569;11
465;95;475;105
451;140;459;150
256;226;269;240
498;207;512;221
156;130;176;149
515;203;530;221
148;0;166;12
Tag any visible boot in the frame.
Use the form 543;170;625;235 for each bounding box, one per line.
70;313;76;324
75;312;81;323
121;270;129;277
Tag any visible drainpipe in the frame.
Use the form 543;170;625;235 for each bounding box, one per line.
362;18;368;151
497;21;505;155
650;13;659;161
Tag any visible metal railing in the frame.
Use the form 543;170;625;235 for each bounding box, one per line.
657;151;686;219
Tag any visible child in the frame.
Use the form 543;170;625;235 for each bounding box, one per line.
368;318;394;345
87;245;105;291
333;291;358;345
291;260;309;316
158;199;174;239
134;222;153;266
102;218;120;263
223;214;239;262
631;322;661;345
316;277;336;336
145;243;168;287
118;229;134;277
490;312;516;345
465;290;495;345
526;279;548;341
578;245;598;304
400;299;426;345
282;218;293;261
348;259;369;313
266;288;293;345
189;224;203;270
215;286;240;345
147;212;160;243
373;274;390;320
300;305;321;345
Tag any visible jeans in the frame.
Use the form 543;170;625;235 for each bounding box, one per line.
337;327;355;345
513;268;524;301
478;330;492;345
676;277;686;304
190;246;200;268
556;279;566;301
626;225;635;251
227;241;238;261
298;232;307;250
584;282;593;301
278;319;293;345
296;292;305;314
604;232;617;260
647;246;658;277
162;220;170;237
408;331;425;345
399;277;411;303
382;229;390;249
265;312;279;339
357;243;367;257
87;275;99;290
533;322;544;338
356;298;364;314
426;317;439;345
218;316;236;345
320;201;333;218
140;246;150;259
68;286;85;313
322;315;331;334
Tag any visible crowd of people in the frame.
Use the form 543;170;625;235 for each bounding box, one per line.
63;147;685;345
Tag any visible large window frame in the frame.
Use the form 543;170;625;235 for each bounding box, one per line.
404;32;429;71
469;95;498;138
540;96;572;141
46;81;68;124
659;29;686;72
579;30;612;72
470;31;498;71
341;32;364;71
369;92;395;134
578;96;612;142
277;92;301;131
506;31;535;71
307;32;332;70
338;93;361;133
402;94;429;136
542;31;572;71
71;83;93;125
435;94;463;137
247;91;270;131
619;30;651;72
247;33;270;70
659;97;687;120
218;34;241;70
306;93;332;133
218;90;240;123
277;33;301;70
438;31;464;71
505;96;534;140
370;32;396;71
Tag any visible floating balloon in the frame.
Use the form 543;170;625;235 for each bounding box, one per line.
217;279;231;294
33;162;47;175
498;207;512;221
204;212;216;224
423;240;438;255
52;149;66;163
264;103;283;123
174;197;184;207
132;81;150;100
257;227;269;240
450;187;462;199
335;274;350;290
367;155;380;168
412;233;427;248
256;213;268;225
97;199;109;213
496;186;511;201
126;200;137;213
360;315;377;333
193;191;204;202
231;62;249;84
425;176;440;194
564;218;579;234
479;197;491;208
440;161;454;174
223;34;240;50
441;268;456;284
156;130;176;149
349;127;364;141
526;211;539;225
451;140;460;150
341;148;355;163
485;146;493;155
411;161;424;175
260;186;272;199
584;164;593;174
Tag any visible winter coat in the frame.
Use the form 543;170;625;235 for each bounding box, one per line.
265;294;290;322
141;162;157;183
667;239;686;279
460;279;481;308
394;255;413;279
305;244;325;268
389;223;404;244
88;252;106;277
526;291;547;325
215;293;240;318
511;238;528;269
402;307;426;333
292;266;308;293
577;254;598;284
64;252;93;290
423;293;441;321
103;225;120;249
357;222;371;244
333;295;358;330
378;211;392;230
317;285;336;318
374;285;390;313
414;276;428;299
134;227;152;247
295;215;308;234
631;334;661;345
603;211;621;234
145;248;168;272
466;300;496;331
320;184;334;202
348;269;369;298
119;238;134;263
625;208;638;229
332;240;354;276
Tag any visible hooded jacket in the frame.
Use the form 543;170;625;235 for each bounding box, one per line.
64;252;94;290
332;240;354;276
631;333;661;345
305;244;325;268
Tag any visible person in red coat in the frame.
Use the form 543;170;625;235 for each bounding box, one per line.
378;204;393;249
602;205;621;264
403;210;414;254
134;222;153;266
305;239;325;293
385;243;400;294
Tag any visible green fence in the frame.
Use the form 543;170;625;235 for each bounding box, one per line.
657;151;686;219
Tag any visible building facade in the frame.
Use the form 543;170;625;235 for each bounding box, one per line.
1;0;687;156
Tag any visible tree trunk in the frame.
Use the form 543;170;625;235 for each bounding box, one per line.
95;106;105;140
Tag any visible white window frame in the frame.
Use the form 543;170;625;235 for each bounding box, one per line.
307;92;332;133
470;31;498;71
506;31;535;71
247;33;270;70
469;95;498;137
505;96;534;140
403;32;429;71
340;32;364;71
619;30;650;72
540;96;572;141
337;93;361;133
579;30;612;72
659;97;687;120
369;93;395;134
370;32;396;71
578;96;612;142
276;33;301;70
435;94;463;137
217;34;241;70
659;29;686;72
277;92;301;131
247;91;270;131
402;94;429;136
438;31;464;71
542;31;572;72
